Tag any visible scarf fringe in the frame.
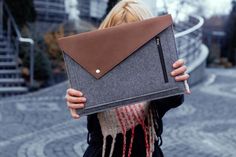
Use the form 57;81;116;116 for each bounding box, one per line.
109;134;117;157
98;102;158;157
102;136;107;157
127;126;135;157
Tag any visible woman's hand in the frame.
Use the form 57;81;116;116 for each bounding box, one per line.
171;59;191;94
65;88;87;119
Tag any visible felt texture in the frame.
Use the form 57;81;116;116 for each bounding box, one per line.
62;26;185;116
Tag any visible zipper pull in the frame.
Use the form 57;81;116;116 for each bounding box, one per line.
156;37;160;46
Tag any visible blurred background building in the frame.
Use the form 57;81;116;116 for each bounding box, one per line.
0;0;235;97
34;0;68;23
0;1;236;157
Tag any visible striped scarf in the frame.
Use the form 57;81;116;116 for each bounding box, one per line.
97;101;158;157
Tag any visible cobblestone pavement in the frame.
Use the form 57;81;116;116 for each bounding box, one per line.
0;68;235;157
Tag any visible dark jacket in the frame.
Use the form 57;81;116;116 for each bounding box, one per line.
83;95;184;157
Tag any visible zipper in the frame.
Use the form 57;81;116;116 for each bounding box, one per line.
155;36;169;83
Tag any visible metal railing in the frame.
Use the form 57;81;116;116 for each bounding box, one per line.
175;15;204;66
2;0;34;86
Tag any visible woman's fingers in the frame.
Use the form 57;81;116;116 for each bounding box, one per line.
171;59;191;94
173;59;185;68
175;73;190;82
69;108;80;119
67;88;83;97
66;95;86;103
171;65;187;76
67;101;85;109
65;88;86;119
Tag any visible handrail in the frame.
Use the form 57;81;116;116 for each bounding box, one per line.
175;15;204;38
3;0;35;86
173;15;204;66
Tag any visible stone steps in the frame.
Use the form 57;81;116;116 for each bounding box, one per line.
0;38;5;42
0;54;16;62
0;78;25;87
0;29;28;97
0;61;17;67
0;69;21;78
0;78;24;83
0;47;14;54
0;87;28;97
0;41;8;48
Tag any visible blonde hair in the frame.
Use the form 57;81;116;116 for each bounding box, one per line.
99;0;154;29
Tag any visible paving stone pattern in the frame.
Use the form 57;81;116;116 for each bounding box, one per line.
0;68;235;157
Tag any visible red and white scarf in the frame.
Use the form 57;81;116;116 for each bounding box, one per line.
97;101;158;157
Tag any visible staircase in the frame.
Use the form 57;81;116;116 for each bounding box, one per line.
0;27;28;97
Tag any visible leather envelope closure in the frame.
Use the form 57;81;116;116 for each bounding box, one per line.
58;14;173;79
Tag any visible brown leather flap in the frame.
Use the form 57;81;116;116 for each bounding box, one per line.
58;14;173;79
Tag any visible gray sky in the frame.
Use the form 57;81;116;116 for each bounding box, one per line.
155;0;232;18
201;0;232;16
65;0;233;21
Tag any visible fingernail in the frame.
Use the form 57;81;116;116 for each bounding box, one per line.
80;98;86;102
187;89;191;94
73;115;79;119
186;90;191;94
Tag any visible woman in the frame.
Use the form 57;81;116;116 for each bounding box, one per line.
65;0;190;157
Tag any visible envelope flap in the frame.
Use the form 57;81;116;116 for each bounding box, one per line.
58;14;173;79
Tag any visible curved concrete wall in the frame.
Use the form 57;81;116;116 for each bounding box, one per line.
187;44;209;85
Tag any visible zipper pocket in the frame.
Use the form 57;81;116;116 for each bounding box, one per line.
155;36;169;83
